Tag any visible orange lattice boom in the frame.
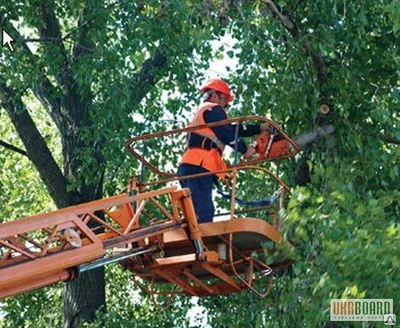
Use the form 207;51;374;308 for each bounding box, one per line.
0;117;298;300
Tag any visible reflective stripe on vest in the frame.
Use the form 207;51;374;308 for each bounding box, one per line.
180;102;228;178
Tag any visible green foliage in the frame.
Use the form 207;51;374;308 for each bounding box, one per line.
0;104;57;221
76;265;193;328
0;287;63;328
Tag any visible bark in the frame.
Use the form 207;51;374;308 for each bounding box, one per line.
63;268;105;328
37;3;94;188
293;156;311;186
0;139;29;158
0;83;76;208
5;23;65;132
382;134;400;145
38;5;108;326
293;125;334;147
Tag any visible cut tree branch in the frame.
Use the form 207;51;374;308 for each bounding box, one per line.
0;83;76;208
294;125;334;147
0;140;29;158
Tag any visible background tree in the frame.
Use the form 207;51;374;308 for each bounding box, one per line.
200;1;400;326
0;1;220;326
1;0;399;327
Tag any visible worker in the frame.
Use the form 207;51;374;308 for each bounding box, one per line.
177;78;271;223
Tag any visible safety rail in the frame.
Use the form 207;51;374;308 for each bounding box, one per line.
125;116;299;178
125;116;299;225
131;166;288;227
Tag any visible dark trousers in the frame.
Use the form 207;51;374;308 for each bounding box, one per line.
177;164;215;223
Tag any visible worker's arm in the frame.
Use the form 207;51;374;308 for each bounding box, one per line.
235;123;261;137
204;106;259;153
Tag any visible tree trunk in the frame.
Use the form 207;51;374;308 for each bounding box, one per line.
63;268;105;328
61;140;105;327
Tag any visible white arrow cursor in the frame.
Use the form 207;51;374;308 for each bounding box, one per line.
2;30;14;52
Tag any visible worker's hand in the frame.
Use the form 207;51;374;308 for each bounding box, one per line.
243;145;256;159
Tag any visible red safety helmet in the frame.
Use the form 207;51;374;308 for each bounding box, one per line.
200;78;234;103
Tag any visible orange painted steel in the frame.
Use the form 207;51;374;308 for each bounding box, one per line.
1;271;72;299
0;117;297;300
0;187;183;299
0;184;287;299
122;218;288;297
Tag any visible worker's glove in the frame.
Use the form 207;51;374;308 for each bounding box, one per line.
243;145;256;159
260;123;278;135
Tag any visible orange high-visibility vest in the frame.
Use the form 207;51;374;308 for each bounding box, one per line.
180;102;228;178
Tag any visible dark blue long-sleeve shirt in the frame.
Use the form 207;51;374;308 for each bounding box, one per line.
203;105;260;154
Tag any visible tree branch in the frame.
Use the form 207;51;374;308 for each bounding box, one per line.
3;23;65;133
37;2;96;168
129;47;168;104
16;38;96;53
293;125;334;147
0;83;77;208
262;0;331;109
128;40;196;107
38;2;67;57
261;0;299;36
0;140;29;158
382;134;400;145
72;5;96;61
38;1;78;119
